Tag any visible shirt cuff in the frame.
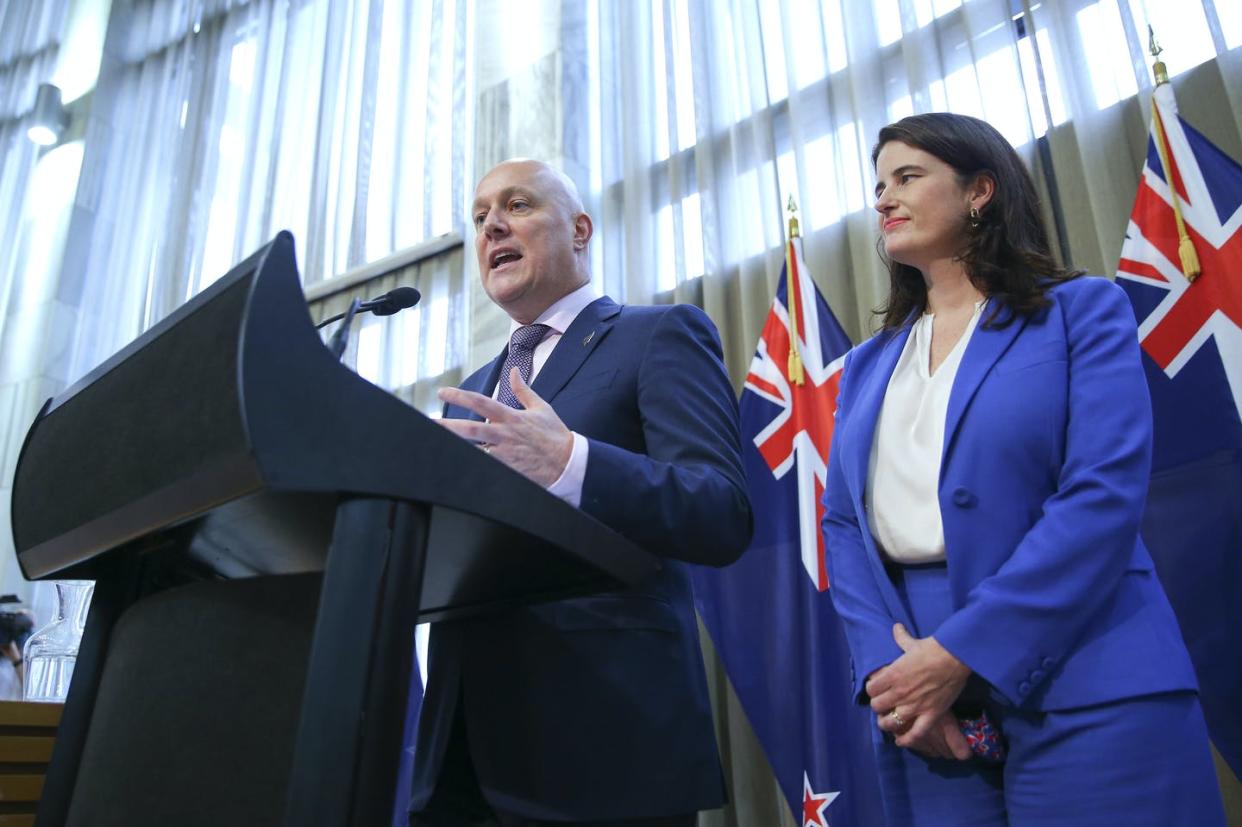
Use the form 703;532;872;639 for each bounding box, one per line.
546;431;588;508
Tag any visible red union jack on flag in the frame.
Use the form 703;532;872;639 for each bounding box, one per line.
691;226;884;825
1116;83;1242;415
1113;79;1242;778
743;236;849;590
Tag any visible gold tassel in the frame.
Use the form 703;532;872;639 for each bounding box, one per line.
785;198;806;385
1151;105;1201;282
1178;234;1201;281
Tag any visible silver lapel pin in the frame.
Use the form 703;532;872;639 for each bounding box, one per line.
582;330;595;346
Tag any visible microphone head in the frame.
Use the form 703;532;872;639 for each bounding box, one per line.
370;286;422;316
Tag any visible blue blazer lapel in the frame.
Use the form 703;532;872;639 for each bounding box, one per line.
941;306;1028;470
531;297;621;403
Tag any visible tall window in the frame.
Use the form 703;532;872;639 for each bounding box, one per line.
69;0;469;389
584;0;1240;302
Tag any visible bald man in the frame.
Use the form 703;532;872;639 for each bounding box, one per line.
407;160;753;826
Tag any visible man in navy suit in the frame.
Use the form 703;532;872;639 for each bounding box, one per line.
406;159;753;827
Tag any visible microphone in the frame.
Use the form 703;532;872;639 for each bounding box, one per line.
319;286;421;361
315;286;421;329
364;285;421;316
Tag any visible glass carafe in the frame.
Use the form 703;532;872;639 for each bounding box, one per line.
23;581;94;702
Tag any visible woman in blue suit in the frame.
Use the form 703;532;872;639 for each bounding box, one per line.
822;112;1225;825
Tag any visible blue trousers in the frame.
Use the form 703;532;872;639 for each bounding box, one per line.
872;563;1226;827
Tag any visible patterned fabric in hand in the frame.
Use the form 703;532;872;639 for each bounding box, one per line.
959;711;1006;763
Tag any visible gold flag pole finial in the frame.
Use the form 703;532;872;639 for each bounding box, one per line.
784;196;805;385
1148;26;1169;86
1146;27;1201;281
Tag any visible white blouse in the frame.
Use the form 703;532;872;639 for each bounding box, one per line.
866;301;986;564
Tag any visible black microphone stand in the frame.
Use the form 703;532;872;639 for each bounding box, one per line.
326;297;362;361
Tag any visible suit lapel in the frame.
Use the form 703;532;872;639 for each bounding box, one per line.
940;305;1028;473
530;297;620;404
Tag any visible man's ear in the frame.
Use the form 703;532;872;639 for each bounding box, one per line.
572;212;593;250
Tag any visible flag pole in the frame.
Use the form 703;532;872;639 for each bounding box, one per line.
1147;27;1201;282
785;196;805;385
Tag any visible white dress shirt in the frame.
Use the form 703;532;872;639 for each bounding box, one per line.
866;301;986;564
496;283;597;507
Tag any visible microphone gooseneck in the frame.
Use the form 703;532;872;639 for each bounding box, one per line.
327;297;363;360
315;286;422;329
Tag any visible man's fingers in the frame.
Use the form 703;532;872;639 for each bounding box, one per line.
509;367;546;410
438;418;492;443
438;386;515;421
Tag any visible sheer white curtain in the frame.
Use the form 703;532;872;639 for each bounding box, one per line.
579;0;1242;382
587;0;1039;371
66;0;469;388
0;2;70;326
308;240;469;417
1024;0;1242;272
0;0;75;615
0;0;73;380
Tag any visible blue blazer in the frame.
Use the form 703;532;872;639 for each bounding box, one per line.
409;296;753;820
823;276;1198;711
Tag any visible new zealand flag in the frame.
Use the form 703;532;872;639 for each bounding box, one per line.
693;236;884;826
1114;81;1242;778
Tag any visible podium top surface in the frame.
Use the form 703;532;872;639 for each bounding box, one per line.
10;233;659;602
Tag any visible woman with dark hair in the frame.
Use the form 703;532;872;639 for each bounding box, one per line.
822;112;1225;825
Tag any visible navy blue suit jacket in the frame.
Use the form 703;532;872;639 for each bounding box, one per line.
409;296;753;821
823;277;1198;711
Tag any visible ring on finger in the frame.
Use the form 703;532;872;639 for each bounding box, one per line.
888;709;906;728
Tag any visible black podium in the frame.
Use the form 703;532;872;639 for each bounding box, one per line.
11;232;659;826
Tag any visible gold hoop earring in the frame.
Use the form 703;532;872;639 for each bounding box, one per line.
969;207;981;229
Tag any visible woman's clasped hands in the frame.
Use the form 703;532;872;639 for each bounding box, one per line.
867;623;974;761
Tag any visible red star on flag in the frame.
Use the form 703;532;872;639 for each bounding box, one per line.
802;772;840;827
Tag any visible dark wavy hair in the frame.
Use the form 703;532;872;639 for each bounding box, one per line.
871;112;1080;329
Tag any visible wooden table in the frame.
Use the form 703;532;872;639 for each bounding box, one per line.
0;702;63;827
